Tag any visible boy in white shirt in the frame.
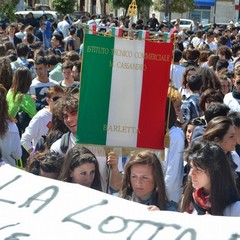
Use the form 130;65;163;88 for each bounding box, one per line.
29;56;59;111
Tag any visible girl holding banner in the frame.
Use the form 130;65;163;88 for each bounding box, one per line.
119;150;177;211
58;145;103;191
180;141;240;216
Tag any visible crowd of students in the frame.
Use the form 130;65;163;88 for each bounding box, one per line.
1;13;240;217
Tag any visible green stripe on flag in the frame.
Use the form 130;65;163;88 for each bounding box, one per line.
111;27;115;36
85;24;90;34
76;34;114;145
111;27;117;36
163;32;170;42
138;30;143;39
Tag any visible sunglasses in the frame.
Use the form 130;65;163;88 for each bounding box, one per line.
51;96;61;102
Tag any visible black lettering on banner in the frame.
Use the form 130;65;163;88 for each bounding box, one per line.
0;223;20;231
98;216;197;240
229;233;240;240
0;199;15;204
62;199;108;229
0;175;22;190
0;175;22;205
18;186;59;214
4;233;30;239
175;229;197;240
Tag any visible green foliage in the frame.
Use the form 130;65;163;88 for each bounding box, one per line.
153;0;194;14
111;0;152;16
171;0;195;13
52;0;77;15
0;0;19;21
153;0;164;12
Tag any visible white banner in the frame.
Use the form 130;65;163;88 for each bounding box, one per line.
0;165;239;239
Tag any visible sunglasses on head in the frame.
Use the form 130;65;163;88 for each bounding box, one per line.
51;96;61;102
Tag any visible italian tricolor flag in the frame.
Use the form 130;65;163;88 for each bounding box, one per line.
86;24;97;34
77;34;173;150
163;32;174;43
111;27;123;37
138;30;150;39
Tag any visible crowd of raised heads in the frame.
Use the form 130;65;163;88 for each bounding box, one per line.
1;13;240;217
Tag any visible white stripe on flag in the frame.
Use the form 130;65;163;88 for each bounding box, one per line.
86;24;96;34
138;30;145;39
106;38;145;147
163;32;171;42
111;27;122;36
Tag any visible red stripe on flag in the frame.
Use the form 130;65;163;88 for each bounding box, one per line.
145;30;150;39
170;33;175;43
137;41;173;150
92;25;97;34
118;28;123;36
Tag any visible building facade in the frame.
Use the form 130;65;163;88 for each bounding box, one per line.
161;0;238;24
16;0;240;24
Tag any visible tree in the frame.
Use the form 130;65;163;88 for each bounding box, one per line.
52;0;77;16
99;0;107;14
110;0;152;16
153;0;194;19
0;0;19;21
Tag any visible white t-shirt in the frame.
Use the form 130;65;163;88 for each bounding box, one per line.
191;37;204;48
21;108;52;152
224;92;240;112
223;201;240;216
29;78;59;109
170;64;186;90
190;201;240;216
162;126;185;203
57;20;71;38
0;121;22;166
231;151;240;172
199;40;217;52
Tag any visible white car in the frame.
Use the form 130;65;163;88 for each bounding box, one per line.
170;19;194;30
87;18;102;26
202;23;229;32
15;10;59;23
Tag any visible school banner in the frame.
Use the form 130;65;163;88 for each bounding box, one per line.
0;165;239;239
77;34;172;150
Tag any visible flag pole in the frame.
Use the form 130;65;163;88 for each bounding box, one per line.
127;0;138;39
164;33;177;149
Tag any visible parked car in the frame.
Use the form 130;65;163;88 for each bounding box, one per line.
25;4;51;11
96;13;109;19
202;23;228;32
0;13;11;27
25;6;34;11
70;11;91;21
35;4;51;11
170;19;194;30
15;10;59;23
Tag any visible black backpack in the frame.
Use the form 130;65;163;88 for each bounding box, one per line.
60;132;71;154
35;131;68;152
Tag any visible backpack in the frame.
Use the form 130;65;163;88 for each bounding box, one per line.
12;60;34;74
36;131;67;152
15;94;32;137
60;132;71;154
189;98;202;119
16;111;31;136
